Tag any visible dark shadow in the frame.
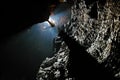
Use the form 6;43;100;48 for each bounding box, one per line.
0;0;60;41
58;30;116;80
88;2;98;19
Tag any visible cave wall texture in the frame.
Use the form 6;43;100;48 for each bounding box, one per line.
36;0;120;80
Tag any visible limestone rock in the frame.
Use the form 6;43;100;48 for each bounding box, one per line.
36;0;120;79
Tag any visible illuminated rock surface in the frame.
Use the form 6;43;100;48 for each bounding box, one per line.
37;0;120;79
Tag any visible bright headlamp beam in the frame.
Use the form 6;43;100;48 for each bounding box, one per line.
48;17;55;27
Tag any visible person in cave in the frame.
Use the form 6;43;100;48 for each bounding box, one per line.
58;29;116;80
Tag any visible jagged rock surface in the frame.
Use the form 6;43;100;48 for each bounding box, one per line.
36;42;70;80
36;0;120;79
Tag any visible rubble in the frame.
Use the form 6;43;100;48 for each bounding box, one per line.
36;0;120;79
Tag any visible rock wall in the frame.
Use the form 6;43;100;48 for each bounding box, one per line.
36;0;120;79
36;42;70;80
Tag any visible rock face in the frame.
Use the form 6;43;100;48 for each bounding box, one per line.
36;42;70;80
36;0;120;80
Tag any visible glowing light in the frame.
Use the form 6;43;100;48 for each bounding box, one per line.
49;17;55;24
38;3;70;31
48;17;56;27
39;21;51;31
